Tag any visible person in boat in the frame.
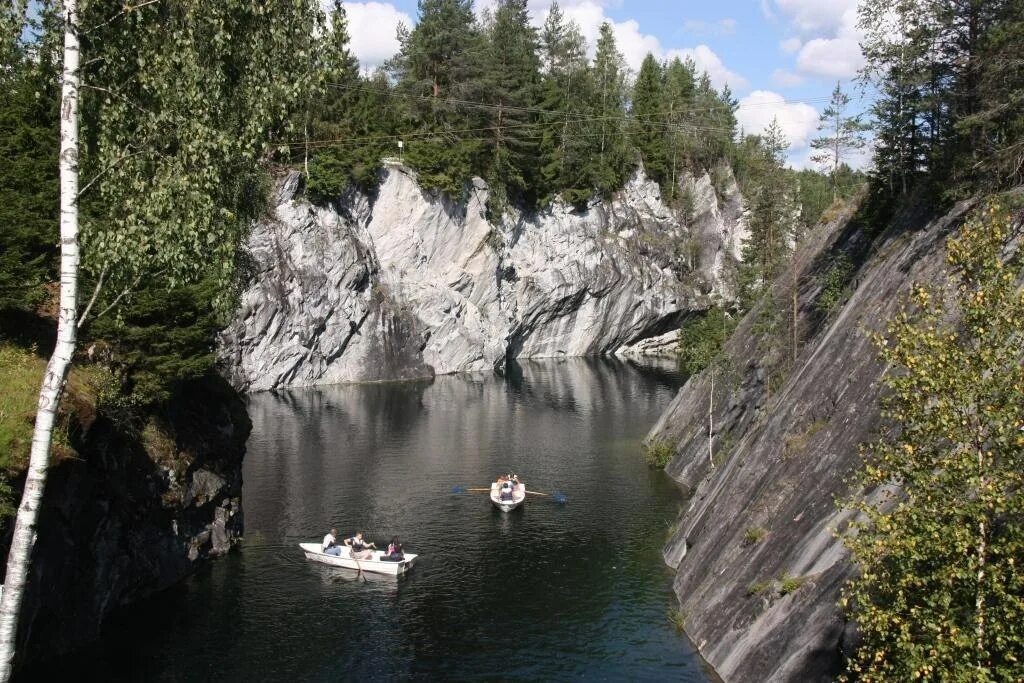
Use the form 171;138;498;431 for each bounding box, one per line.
322;528;342;556
381;537;404;562
345;531;376;560
500;479;514;501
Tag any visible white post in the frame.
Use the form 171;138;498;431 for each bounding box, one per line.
0;0;81;678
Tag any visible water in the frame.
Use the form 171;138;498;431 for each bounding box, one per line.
58;359;711;681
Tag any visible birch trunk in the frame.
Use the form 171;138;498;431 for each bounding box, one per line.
0;1;80;678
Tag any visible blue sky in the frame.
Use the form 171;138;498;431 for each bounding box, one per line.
340;0;872;168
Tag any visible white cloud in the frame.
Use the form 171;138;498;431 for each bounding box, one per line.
793;8;864;78
779;37;802;54
768;0;858;35
772;68;805;87
340;2;412;72
736;90;819;150
767;2;866;80
796;36;864;78
667;45;748;90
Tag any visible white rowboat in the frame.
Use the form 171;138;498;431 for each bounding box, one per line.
299;543;417;575
490;483;526;512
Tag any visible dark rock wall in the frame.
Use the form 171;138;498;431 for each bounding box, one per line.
649;198;977;682
1;375;250;667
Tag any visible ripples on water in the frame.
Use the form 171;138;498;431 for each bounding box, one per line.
55;358;712;682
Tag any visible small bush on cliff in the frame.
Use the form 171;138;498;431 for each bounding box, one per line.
743;527;768;545
643;440;675;469
840;201;1024;681
677;306;737;379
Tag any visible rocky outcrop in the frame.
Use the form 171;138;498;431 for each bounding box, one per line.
1;376;249;666
219;162;747;391
648;197;993;682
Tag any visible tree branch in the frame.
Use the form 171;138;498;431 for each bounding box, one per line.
76;262;107;328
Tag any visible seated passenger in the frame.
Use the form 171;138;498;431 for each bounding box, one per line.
381;537;405;562
322;528;342;556
345;531;376;560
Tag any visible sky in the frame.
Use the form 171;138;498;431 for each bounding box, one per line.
340;0;873;170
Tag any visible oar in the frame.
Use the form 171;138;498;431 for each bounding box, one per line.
451;485;493;494
526;489;568;504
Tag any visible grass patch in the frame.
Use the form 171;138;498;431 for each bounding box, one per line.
747;580;772;596
0;343;107;518
743;526;768;545
779;572;808;596
643;439;675;469
667;608;687;632
783;419;827;459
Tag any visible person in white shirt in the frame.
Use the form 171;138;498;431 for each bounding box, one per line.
322;528;342;556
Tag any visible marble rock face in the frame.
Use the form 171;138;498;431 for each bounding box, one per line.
220;162;747;391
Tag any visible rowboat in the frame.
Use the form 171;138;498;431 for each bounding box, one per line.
299;543;417;575
490;482;526;512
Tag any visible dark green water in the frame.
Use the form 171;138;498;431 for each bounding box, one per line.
61;358;711;681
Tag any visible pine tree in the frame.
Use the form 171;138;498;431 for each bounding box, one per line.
589;22;631;196
390;0;485;196
662;57;697;202
810;81;868;199
482;0;541;210
537;2;590;204
631;53;667;188
741;118;796;295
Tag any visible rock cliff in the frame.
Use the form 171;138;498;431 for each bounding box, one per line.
648;197;992;682
1;375;249;667
219;162;747;391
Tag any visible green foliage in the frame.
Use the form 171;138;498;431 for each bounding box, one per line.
0;6;60;312
859;0;1024;198
631;54;667;185
810;82;868;199
778;573;807;596
747;580;772;596
643;439;676;469
815;253;855;316
90;278;226;407
667;608;687;632
840;201;1024;681
677;306;737;378
77;0;327;305
743;527;768;545
0;342;104;511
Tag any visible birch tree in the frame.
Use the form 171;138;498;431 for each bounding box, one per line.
842;201;1024;681
0;2;80;677
0;0;331;676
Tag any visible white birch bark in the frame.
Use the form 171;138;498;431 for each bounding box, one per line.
0;1;80;677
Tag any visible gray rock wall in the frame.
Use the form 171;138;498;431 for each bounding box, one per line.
220;162;747;391
1;376;250;667
648;198;980;682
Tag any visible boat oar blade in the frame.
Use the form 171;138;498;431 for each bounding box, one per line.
553;491;568;504
451;485;466;494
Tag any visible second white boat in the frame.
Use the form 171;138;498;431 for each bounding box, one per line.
490;482;526;512
299;543;417;575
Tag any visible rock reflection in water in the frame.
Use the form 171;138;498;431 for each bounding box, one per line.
55;357;711;682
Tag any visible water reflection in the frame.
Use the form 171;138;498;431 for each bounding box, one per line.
52;357;709;682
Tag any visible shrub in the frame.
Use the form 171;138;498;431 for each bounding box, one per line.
667;609;687;632
779;573;808;596
743;527;768;545
643;439;675;468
